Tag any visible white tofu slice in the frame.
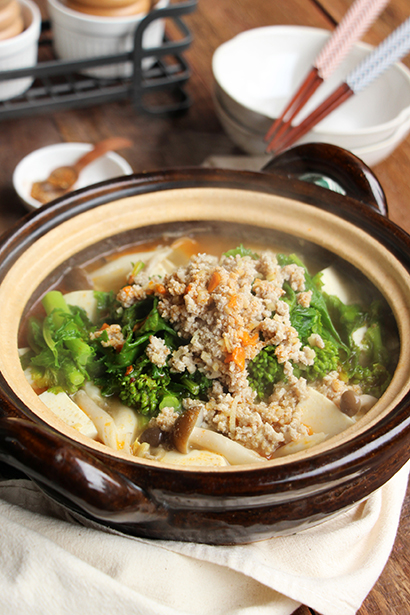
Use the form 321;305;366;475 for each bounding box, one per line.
273;433;327;458
297;387;355;438
39;390;98;440
90;247;175;291
360;394;378;412
65;290;98;323
166;237;199;267
352;325;368;348
319;265;362;305
160;448;229;467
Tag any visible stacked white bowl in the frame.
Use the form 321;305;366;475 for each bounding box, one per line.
212;26;410;166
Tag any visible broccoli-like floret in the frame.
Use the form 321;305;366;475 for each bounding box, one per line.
119;368;169;415
293;340;340;382
347;362;391;398
96;353;171;417
179;370;213;397
248;345;284;400
116;363;213;416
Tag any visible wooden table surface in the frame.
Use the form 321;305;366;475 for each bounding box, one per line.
1;0;410;613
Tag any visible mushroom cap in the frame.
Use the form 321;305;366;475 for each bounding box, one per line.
172;406;202;454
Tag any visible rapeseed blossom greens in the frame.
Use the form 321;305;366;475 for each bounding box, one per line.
22;250;396;417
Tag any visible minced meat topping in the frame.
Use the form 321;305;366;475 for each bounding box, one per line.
115;250;317;456
90;323;124;350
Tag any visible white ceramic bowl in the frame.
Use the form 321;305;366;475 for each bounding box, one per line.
353;118;410;166
13;142;134;211
212;26;410;153
0;0;41;101
213;89;410;167
47;0;169;79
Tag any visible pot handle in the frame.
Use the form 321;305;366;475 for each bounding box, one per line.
0;416;166;524
262;143;388;217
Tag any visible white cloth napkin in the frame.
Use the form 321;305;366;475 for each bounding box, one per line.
0;460;408;615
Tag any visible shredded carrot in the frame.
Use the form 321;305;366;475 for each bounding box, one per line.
125;365;134;376
184;283;192;294
155;283;166;295
100;323;110;330
225;346;246;370
121;285;133;294
241;330;259;346
207;271;222;293
226;294;238;310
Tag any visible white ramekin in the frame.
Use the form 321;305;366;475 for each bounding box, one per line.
47;0;169;79
0;0;41;101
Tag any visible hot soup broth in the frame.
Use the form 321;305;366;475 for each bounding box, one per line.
20;231;399;466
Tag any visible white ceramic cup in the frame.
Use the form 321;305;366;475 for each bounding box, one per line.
47;0;169;79
0;0;41;101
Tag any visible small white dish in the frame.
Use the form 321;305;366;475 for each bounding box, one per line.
0;0;41;101
212;25;410;153
13;142;134;211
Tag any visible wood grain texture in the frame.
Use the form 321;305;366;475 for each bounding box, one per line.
0;0;409;610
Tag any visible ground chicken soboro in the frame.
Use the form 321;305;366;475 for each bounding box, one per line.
116;250;334;457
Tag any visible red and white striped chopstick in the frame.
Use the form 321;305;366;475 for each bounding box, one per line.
264;0;390;153
268;16;410;156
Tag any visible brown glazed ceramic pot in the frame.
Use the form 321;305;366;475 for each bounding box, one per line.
0;143;409;545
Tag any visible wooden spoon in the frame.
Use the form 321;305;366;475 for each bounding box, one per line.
31;137;133;204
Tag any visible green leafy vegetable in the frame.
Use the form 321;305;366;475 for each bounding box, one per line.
224;244;259;259
24;291;95;393
248;345;284;400
326;297;393;397
277;253;345;347
90;297;212;417
248;254;396;400
22;252;397;417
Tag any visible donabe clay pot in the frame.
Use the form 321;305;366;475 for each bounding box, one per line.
0;144;409;544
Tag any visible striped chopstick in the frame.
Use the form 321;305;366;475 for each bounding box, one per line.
264;0;390;153
268;17;410;156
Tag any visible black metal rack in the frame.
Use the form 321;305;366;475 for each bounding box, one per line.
0;0;197;120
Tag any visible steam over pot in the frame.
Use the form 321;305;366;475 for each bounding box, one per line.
0;143;409;544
